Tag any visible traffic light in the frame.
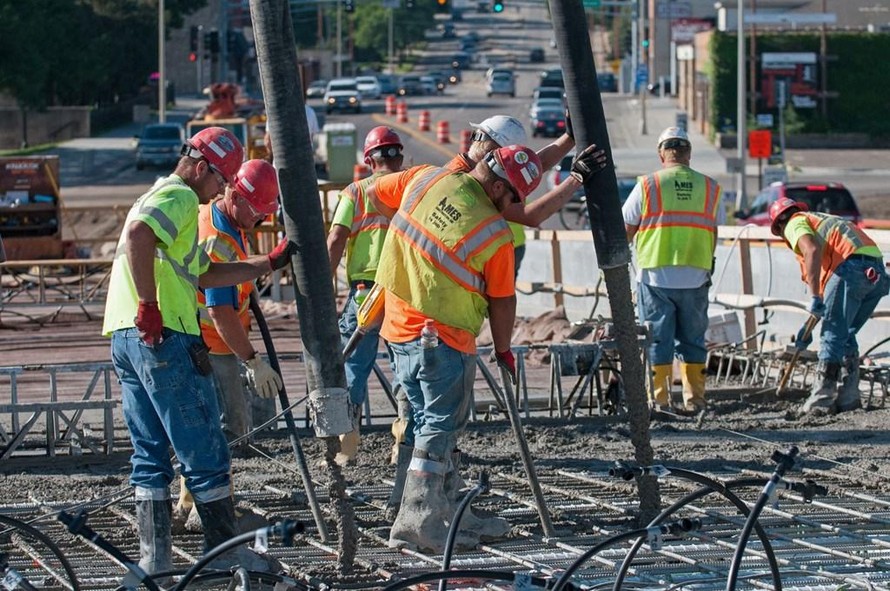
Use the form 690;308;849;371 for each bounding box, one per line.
641;39;650;48
492;0;504;13
189;52;198;62
189;25;199;52
205;29;220;54
343;0;355;12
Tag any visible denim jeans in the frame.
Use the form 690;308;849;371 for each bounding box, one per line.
637;282;709;366
339;286;382;407
819;257;889;363
390;338;476;460
112;328;231;504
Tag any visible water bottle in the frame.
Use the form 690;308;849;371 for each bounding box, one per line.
354;283;369;306
420;319;439;349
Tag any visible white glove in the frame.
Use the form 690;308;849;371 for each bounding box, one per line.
245;356;282;399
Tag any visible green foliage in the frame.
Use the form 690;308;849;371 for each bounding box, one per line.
0;0;206;110
351;0;438;64
708;31;890;138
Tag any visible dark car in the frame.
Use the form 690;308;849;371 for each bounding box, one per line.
539;68;564;88
447;68;462;84
397;75;425;96
451;52;472;70
530;106;566;138
135;123;185;170
735;182;863;227
529;47;545;63
426;71;449;93
597;72;618;93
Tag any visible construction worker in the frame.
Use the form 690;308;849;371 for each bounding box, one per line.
102;127;293;578
768;198;889;415
622;127;721;414
326;126;405;467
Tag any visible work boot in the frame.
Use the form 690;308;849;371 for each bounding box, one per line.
389;451;475;554
384;444;413;521
836;354;862;412
649;364;673;408
195;498;282;573
391;386;411;464
444;450;510;541
172;475;194;531
679;362;708;413
335;404;362;466
801;361;842;415
135;498;173;584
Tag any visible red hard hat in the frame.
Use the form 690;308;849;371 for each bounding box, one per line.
233;160;279;215
363;126;403;159
485;145;542;202
188;127;244;183
768;197;807;236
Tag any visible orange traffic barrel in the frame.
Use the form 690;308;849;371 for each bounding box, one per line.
459;129;472;153
396;101;408;124
354;163;372;182
418;110;431;132
385;95;397;116
436;120;450;143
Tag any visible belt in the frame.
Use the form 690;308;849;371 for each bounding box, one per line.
350;279;375;289
847;254;881;262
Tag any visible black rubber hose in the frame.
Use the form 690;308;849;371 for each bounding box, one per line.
726;447;798;591
0;514;81;591
0;551;39;591
382;569;555;591
611;478;782;591
112;570;295;591
438;472;489;591
231;567;251;590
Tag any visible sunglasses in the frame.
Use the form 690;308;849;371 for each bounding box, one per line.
374;145;402;159
207;163;226;188
236;193;265;218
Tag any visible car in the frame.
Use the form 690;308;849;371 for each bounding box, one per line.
529;97;565;119
735;182;863;227
306;79;328;99
530;106;566;138
529;47;545;63
597;72;618;93
533;86;565;103
487;71;515;97
447;68;462;84
539;67;565;88
420;76;438;96
460;38;478;53
377;74;398;95
485;66;513;82
324;78;362;114
451;52;472;70
355;76;382;100
425;71;449;93
135;123;185;170
442;22;456;39
397;75;425;96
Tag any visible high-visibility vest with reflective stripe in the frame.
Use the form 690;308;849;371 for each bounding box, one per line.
102;175;209;336
635;165;720;270
197;202;253;354
340;171;390;282
376;166;513;335
790;211;878;294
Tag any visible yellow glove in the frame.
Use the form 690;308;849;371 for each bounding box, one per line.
245;356;282;399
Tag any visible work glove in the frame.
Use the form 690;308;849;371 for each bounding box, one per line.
794;321;814;352
564;107;574;140
569;143;608;184
268;238;295;271
134;301;164;347
807;295;826;319
245;355;283;399
492;349;517;385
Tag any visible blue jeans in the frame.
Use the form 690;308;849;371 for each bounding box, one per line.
339;286;382;407
112;328;231;503
637;282;709;366
819;257;889;363
390;338;476;460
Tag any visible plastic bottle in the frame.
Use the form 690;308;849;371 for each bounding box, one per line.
354;282;369;307
420;319;439;349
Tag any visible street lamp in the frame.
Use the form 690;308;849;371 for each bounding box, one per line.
158;0;166;123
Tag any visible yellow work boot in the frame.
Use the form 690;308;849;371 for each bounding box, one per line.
680;362;708;412
335;429;361;466
172;476;194;530
649;364;673;408
390;417;408;464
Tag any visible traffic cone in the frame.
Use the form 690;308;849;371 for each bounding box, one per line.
436;120;450;143
385;95;397;116
354;163;371;182
396;101;408;124
459;129;472;153
418;110;431;132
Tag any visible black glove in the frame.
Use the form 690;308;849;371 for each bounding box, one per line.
570;144;608;184
564;107;574;140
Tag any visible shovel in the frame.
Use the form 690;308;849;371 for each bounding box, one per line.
755;314;820;398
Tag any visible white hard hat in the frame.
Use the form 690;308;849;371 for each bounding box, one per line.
470;115;528;148
657;126;691;149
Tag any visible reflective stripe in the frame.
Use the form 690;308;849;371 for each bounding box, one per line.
403;167;448;212
156;247;199;290
639;212;717;230
134;486;171;501
140;206;180;242
391;213;485;293
455;214;510;260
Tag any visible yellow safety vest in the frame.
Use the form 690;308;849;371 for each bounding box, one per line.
636;165;720;270
376;166;513;335
338;171;390;283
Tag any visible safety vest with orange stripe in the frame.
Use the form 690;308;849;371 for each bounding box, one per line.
375;166;513;335
635;165;720;271
788;211;878;294
197;201;253;355
335;171;390;283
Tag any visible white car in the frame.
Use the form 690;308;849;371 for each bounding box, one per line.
355;76;382;100
324;78;362;114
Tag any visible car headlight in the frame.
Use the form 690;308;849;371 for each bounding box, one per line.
348;97;357;104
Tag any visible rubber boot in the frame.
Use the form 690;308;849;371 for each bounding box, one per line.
444;450;510;541
679;362;707;412
384;444;412;521
195;498;282;573
649;364;673;409
135;499;173;584
388;452;455;554
801;361;842;415
836;354;862;412
335;404;362;466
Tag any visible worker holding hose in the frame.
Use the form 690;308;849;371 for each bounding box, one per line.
769;198;889;415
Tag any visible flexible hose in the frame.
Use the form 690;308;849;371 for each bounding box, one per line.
438;473;489;591
226;567;251;590
0;514;80;591
382;569;554;591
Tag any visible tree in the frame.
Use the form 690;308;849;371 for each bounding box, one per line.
351;0;437;64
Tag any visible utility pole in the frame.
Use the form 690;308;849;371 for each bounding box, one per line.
336;0;343;77
158;0;166;123
735;0;747;210
388;8;394;74
819;0;828;118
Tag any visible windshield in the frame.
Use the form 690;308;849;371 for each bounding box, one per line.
787;187;859;215
144;126;181;140
329;82;357;92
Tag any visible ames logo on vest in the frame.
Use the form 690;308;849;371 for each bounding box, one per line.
429;196;463;230
674;179;694;200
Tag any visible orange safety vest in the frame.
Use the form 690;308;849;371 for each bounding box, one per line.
197;201;253;354
788;211;878;294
